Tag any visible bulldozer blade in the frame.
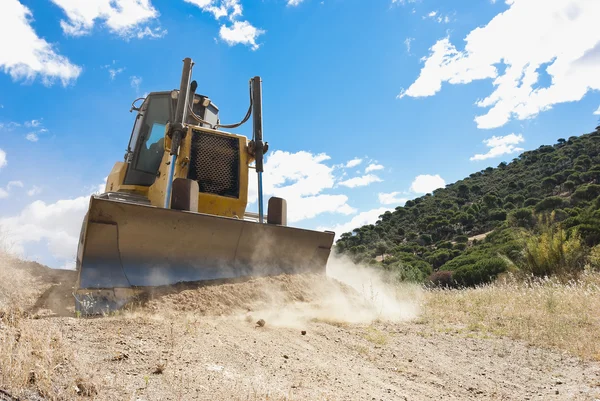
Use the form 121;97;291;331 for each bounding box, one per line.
75;195;335;314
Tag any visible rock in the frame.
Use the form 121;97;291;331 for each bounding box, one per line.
256;319;265;327
301;330;307;335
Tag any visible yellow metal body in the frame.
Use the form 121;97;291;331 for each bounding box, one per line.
105;125;254;218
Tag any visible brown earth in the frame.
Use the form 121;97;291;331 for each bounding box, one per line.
1;253;600;401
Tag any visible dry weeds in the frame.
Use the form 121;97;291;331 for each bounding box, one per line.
423;271;600;361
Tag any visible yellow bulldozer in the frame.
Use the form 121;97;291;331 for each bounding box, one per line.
74;57;335;314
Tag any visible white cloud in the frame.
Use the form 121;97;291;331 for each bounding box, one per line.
594;105;600;115
470;133;524;161
109;67;124;79
24;119;41;128
0;180;25;199
317;207;390;240
135;26;167;39
27;185;42;196
185;0;264;50
0;149;6;169
410;174;445;194
345;158;362;168
0;0;81;86
404;37;414;53
184;0;242;20
130;75;142;91
219;21;265;50
365;163;384;173
7;181;23;190
50;0;162;39
378;192;408;205
0;180;104;269
247;150;356;222
287;0;306;6
428;11;437;17
25;133;38;142
338;174;382;188
400;0;600;129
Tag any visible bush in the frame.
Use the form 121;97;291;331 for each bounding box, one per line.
437;241;453;249
572;184;600;204
452;257;507;287
455;235;469;243
525;198;541;207
521;215;587;277
453;243;467;251
427;270;455;288
489;208;507;221
508;207;535;228
535;196;567;213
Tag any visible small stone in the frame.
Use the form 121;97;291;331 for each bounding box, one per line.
408;359;413;363
283;355;289;359
256;319;265;327
301;331;307;335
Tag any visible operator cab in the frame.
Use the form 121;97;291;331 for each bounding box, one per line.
123;90;219;186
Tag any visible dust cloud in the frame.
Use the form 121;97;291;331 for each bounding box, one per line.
241;253;422;329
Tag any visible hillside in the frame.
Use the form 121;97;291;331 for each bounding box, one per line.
334;127;600;285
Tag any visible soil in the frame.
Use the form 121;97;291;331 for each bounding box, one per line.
1;256;600;401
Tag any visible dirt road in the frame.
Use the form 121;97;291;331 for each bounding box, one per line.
1;255;600;400
8;312;600;401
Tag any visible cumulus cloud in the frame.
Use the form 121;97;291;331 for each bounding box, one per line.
378;192;408;205
130;75;142;91
594;105;600;115
27;185;42;196
50;0;163;39
287;0;306;6
317;207;390;240
410;174;445;194
185;0;264;50
365;163;384;173
470;133;525;161
338;174;383;188
25;133;39;142
0;0;81;85
0;181;105;269
0;181;25;200
219;21;265;50
247;150;356;222
0;149;6;169
399;0;600;129
344;158;363;168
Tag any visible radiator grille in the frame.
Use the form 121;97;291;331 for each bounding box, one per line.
188;131;240;198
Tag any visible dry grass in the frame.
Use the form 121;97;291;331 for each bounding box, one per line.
0;309;98;400
422;271;600;361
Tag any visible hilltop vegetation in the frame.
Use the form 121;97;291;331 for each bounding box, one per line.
334;127;600;286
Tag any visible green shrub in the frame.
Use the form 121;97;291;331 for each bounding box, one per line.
489;209;507;221
452;257;507;287
437;241;453;249
508;207;535;228
524;198;541;207
535;196;567;213
572;184;600;204
455;235;469;243
453;243;467;251
521;214;587;277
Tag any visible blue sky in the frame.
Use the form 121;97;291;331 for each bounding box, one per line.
1;0;600;269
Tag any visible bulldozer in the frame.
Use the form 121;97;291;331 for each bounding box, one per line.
74;57;335;314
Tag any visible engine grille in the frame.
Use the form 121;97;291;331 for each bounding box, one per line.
188;130;240;198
